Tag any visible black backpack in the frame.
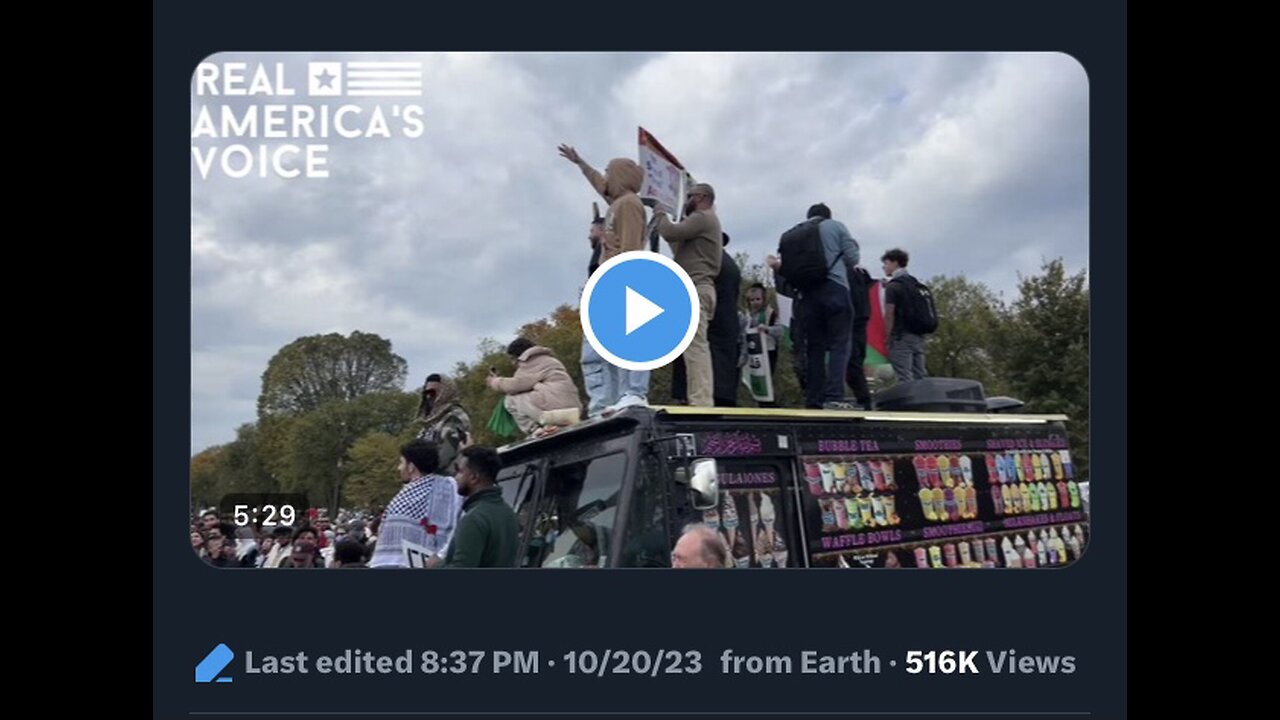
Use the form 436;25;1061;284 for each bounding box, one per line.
892;275;939;334
848;266;872;321
777;218;842;293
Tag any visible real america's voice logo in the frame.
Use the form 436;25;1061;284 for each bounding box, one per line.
191;59;426;179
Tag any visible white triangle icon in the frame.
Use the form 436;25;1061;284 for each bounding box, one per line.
625;286;665;335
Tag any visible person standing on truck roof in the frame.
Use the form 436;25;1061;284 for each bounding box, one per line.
581;216;609;414
768;203;861;409
671;523;731;568
710;232;743;407
845;264;875;409
440;446;520;568
653;183;724;407
743;282;785;408
415;374;471;476
881;248;929;383
558;144;652;415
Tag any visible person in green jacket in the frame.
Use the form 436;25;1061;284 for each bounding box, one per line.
442;446;520;568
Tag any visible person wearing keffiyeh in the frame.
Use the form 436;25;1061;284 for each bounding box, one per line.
369;439;462;568
415;374;471;476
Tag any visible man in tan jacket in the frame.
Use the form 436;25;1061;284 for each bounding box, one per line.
559;143;651;414
487;337;583;434
653;183;723;407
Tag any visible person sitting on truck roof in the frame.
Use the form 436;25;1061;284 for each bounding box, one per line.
671;523;731;568
487;337;583;435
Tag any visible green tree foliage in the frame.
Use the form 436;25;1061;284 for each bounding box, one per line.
994;259;1090;480
190;445;226;511
343;431;412;510
273;391;420;512
190;423;277;510
257;331;408;418
926;275;1008;396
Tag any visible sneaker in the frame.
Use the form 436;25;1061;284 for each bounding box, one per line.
823;400;860;410
602;394;649;417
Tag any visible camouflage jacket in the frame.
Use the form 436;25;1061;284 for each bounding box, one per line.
417;404;471;476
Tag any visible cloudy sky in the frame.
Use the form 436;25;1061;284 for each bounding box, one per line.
191;52;1088;454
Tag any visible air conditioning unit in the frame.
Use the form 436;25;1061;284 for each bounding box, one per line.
873;378;990;413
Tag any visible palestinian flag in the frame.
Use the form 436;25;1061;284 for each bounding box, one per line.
866;282;890;368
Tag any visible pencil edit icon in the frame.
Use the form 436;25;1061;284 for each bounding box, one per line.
196;643;234;683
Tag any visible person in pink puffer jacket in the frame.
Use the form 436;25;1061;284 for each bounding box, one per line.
486;338;583;434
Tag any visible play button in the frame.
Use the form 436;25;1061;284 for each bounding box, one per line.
625;287;664;335
581;251;700;371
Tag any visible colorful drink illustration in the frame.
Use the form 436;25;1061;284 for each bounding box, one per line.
819;462;836;495
870;460;886;491
881;459;897;490
805;463;822;496
882;495;900;525
918;487;937;521
846;498;864;530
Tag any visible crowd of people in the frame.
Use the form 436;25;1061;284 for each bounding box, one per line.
193;441;520;569
194;142;941;570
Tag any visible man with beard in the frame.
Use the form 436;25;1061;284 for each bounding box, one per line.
653;183;723;407
414;374;471;476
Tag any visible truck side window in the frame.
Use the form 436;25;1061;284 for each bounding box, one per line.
534;453;626;568
618;453;670;567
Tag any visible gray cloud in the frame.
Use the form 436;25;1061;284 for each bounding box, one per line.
190;52;1088;452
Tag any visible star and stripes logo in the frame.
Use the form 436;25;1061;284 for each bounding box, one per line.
307;61;423;97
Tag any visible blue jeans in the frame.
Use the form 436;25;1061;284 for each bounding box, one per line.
581;337;609;416
582;337;650;415
803;281;854;408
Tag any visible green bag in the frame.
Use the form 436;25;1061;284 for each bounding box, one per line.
487;399;519;438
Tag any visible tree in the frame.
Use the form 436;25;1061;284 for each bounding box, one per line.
257;331;408;418
190;423;279;510
995;259;1090;480
926;275;1007;395
272;391;420;513
190;445;227;511
343;431;411;511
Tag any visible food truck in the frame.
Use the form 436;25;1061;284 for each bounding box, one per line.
495;380;1088;568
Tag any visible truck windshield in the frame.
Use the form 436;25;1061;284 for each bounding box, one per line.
530;453;627;568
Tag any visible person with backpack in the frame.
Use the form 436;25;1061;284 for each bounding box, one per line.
845;264;875;409
881;248;936;383
766;203;860;409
